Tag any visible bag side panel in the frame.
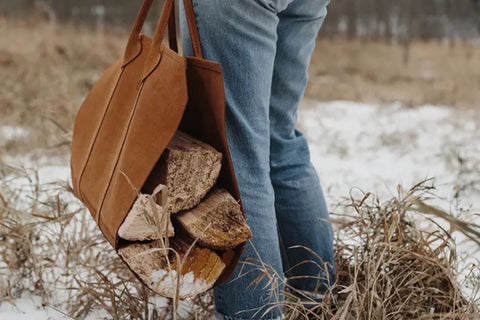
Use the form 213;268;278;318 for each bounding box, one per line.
79;40;151;218
100;49;188;245
70;59;123;200
179;57;246;284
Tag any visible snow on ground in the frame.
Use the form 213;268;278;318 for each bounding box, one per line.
0;296;68;320
300;100;479;213
0;101;479;317
0;295;111;320
0;126;30;142
300;100;480;299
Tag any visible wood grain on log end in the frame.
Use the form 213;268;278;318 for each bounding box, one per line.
118;237;225;299
118;194;174;241
143;131;223;214
175;189;252;250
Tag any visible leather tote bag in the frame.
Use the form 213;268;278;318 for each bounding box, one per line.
70;0;245;285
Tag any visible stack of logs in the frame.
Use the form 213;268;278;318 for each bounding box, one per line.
117;131;252;299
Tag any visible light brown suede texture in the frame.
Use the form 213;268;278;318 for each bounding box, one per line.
70;0;246;285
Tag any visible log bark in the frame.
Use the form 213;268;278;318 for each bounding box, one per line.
175;189;252;250
143;131;223;214
118;237;225;299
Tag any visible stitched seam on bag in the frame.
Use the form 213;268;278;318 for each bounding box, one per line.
81;194;115;242
123;34;144;68
95;79;146;229
99;217;116;241
77;67;125;211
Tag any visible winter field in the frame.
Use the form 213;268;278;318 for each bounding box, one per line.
0;20;480;319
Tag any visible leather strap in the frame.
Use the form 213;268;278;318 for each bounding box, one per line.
168;3;178;53
124;0;203;65
180;0;203;57
150;0;175;54
123;0;154;65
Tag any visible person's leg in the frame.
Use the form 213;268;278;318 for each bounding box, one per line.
180;1;284;319
269;0;336;298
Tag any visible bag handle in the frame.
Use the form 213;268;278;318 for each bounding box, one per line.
168;6;178;53
124;0;203;66
167;0;203;57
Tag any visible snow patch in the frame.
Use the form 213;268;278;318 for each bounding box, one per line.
1;100;479;318
300;100;480;212
150;269;212;298
300;100;480;298
0;126;31;141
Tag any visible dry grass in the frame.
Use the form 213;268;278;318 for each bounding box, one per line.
0;166;215;319
328;182;480;319
0;18;124;155
1;18;480;319
308;39;480;108
246;181;480;320
1;19;479;146
3;167;477;319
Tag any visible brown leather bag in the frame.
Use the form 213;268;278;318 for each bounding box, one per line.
70;0;245;285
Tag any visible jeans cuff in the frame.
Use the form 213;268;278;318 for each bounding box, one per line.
214;310;281;320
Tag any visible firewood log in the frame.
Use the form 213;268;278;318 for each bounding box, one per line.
119;131;222;241
143;131;223;214
118;237;225;299
175;189;252;250
117;191;174;241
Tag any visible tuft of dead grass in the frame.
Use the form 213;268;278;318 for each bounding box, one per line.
243;180;480;320
325;181;480;319
1;167;479;319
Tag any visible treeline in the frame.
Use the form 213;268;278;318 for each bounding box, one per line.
1;0;480;40
323;0;480;40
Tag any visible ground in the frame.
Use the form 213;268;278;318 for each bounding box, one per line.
0;19;479;319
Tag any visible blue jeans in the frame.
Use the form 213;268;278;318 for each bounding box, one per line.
180;0;334;319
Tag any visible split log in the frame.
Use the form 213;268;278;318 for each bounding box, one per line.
143;131;223;214
117;191;174;241
118;237;225;299
117;131;251;298
175;189;252;250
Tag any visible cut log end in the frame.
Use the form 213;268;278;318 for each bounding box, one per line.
117;194;174;241
175;189;252;250
143;131;223;214
118;237;225;299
